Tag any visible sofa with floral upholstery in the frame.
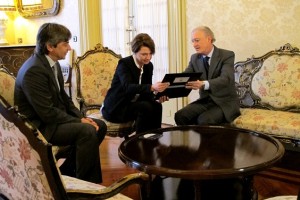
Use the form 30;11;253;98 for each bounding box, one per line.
232;43;300;151
231;43;300;197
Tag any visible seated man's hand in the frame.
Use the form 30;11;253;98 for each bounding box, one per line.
81;117;99;131
185;80;204;90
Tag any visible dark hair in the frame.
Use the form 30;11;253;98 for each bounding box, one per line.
35;23;71;55
131;33;155;54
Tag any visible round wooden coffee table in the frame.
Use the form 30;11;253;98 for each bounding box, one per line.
119;125;285;200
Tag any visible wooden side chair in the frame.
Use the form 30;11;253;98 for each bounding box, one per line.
74;44;134;138
0;95;149;200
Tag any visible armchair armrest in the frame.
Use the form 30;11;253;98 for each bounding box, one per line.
64;172;149;199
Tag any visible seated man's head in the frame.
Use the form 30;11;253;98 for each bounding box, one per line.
191;26;215;56
35;23;72;61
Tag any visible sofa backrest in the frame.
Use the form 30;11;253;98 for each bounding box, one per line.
234;43;300;112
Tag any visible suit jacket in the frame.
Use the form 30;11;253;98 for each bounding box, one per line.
102;56;155;122
184;45;240;122
14;53;82;141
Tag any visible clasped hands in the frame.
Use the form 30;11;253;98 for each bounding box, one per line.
81;117;99;131
151;82;170;103
185;80;204;90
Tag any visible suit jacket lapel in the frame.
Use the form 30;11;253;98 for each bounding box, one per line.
36;54;59;90
36;53;64;106
129;56;141;83
208;46;220;79
195;55;207;79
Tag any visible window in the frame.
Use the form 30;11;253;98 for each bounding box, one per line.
101;0;168;82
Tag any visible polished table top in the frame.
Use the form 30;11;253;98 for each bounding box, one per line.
118;125;285;180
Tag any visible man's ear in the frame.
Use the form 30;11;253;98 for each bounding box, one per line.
207;36;213;43
46;43;54;52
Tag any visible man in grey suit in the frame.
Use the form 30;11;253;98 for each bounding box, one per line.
14;23;107;184
175;26;240;125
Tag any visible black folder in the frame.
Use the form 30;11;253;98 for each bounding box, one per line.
155;72;202;99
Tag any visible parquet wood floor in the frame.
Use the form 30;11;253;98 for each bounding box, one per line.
100;136;141;199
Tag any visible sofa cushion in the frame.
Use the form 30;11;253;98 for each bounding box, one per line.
232;108;300;140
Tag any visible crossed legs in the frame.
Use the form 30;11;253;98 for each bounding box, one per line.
50;118;107;183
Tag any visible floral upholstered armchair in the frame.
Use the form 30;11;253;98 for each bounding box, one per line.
0;95;149;200
74;44;134;138
0;64;15;106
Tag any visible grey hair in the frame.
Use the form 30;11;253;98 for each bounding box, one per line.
192;26;216;43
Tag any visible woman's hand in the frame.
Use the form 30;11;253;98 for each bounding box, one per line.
157;95;169;103
151;82;170;93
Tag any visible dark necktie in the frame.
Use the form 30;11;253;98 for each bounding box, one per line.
203;56;210;76
52;62;60;90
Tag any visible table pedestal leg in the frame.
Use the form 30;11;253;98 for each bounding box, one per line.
140;176;257;200
193;180;201;200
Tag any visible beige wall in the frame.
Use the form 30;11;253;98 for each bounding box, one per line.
6;0;300;63
6;1;81;55
185;0;300;62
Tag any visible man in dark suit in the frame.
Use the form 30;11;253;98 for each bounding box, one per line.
14;23;107;184
175;26;240;125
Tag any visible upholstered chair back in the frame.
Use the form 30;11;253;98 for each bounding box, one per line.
0;65;15;106
74;44;134;137
75;44;120;115
0;95;148;199
0;96;59;200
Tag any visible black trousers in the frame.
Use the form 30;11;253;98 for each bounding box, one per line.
126;100;162;134
175;97;225;125
50;118;107;184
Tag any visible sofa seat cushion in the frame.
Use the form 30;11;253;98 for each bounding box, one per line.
232;108;300;140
